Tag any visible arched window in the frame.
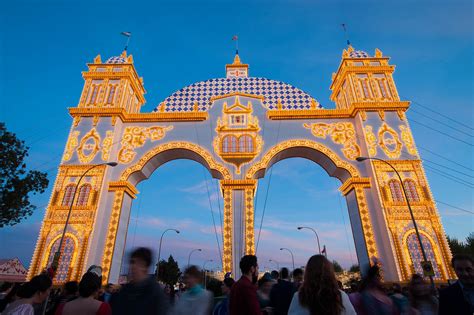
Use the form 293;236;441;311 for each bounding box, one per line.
89;85;99;104
76;184;92;206
106;85;117;104
222;135;238;153
46;237;75;283
239;135;254;153
406;233;442;280
61;184;76;206
388;179;404;202
403;179;420;202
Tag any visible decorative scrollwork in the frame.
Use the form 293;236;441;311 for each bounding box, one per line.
304;122;360;160
378;123;402;159
101;131;114;161
364;126;377;157
77;128;101;163
63;131;80;162
399;125;417;156
118;126;173;164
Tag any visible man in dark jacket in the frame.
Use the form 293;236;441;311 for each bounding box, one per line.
229;255;261;315
270;268;296;315
439;254;474;315
111;247;168;315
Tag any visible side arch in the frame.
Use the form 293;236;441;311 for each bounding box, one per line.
246;139;360;181
41;233;80;282
120;141;232;185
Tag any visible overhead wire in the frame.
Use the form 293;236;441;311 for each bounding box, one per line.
409;108;473;138
409;118;473;147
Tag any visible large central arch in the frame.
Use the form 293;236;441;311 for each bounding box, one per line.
29;48;455;284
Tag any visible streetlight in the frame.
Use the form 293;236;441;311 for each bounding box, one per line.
52;162;118;273
297;226;321;254
155;228;180;278
280;248;295;271
268;259;279;270
203;259;213;289
356;156;434;288
187;248;202;266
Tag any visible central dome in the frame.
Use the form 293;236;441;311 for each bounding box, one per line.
154;77;322;112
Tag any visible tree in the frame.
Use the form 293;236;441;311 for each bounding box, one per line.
447;233;474;256
157;255;181;286
0;123;49;227
349;264;360;273
332;260;343;273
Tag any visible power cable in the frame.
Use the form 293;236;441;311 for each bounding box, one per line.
409;118;473;147
418;146;474;172
334;178;355;266
409;108;473;138
435;200;474;215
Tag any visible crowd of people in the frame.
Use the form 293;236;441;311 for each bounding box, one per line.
0;247;472;315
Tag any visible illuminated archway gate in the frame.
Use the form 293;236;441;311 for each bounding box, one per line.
29;48;455;284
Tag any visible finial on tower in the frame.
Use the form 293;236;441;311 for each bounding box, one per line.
341;24;351;46
226;35;248;78
232;35;239;55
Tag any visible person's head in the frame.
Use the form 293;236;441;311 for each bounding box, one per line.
239;255;258;283
62;281;78;296
299;255;343;315
392;283;402;294
292;268;303;283
409;274;431;297
360;264;382;291
452;254;474;287
280;267;289;280
79;272;101;298
257;275;274;295
0;282;13;294
104;283;114;293
183;265;202;289
17;274;52;303
270;270;279;280
129;247;152;282
221;277;235;295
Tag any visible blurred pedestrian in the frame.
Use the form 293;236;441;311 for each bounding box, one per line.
257;273;274;312
292;269;303;290
229;255;261;315
172;265;213;315
213;277;235;315
110;247;169;315
98;283;114;303
47;281;78;315
390;283;410;315
0;283;20;313
288;255;356;315
270;267;296;315
408;274;438;315
439;254;474;315
55;272;111;315
3;274;52;315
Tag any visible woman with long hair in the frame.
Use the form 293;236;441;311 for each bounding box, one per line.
2;274;52;315
288;255;356;315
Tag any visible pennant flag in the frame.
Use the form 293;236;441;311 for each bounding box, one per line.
232;35;238;41
121;32;132;37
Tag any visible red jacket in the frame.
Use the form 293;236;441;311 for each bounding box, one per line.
229;276;262;315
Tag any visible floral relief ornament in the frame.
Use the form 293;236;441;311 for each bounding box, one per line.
303;122;361;160
118;126;173;164
77;128;101;163
364;125;377;157
399;125;418;156
101;131;114;161
63;131;80;162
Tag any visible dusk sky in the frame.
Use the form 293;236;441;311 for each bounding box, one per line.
0;0;472;272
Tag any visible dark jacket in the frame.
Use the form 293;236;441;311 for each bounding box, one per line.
110;276;169;315
229;276;261;315
269;279;296;315
439;281;472;315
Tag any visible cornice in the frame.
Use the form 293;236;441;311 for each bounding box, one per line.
108;181;138;198
220;179;257;190
339;177;371;196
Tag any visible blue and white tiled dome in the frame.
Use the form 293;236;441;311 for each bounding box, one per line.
349;50;370;58
154;77;322;112
106;56;127;64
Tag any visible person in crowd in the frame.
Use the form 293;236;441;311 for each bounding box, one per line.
229;255;261;315
47;281;78;315
110;247;169;315
292;269;303;290
172;265;213;315
349;264;397;315
98;283;114;303
270;268;296;315
390;283;410;315
270;270;279;281
439;254;474;315
55;272;111;315
288;255;355;315
213;278;235;315
0;282;13;301
257;273;274;312
408;274;438;315
0;283;20;313
3;274;52;315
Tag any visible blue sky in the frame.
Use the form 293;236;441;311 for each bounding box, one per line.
0;0;472;272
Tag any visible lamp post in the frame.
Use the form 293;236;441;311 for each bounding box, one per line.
155;228;180;278
356;156;434;288
52;162;117;273
297;226;321;254
280;247;295;271
187;248;202;266
203;259;213;289
268;259;279;270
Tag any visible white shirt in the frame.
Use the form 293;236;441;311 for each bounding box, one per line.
288;290;356;315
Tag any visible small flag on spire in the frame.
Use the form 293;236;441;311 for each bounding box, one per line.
232;35;238;41
121;32;132;51
321;245;327;257
232;35;239;54
341;24;351;46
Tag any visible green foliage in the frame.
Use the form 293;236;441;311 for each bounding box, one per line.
332;260;343;273
157;255;181;286
0;122;49;227
447;233;474;256
349;264;360;273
